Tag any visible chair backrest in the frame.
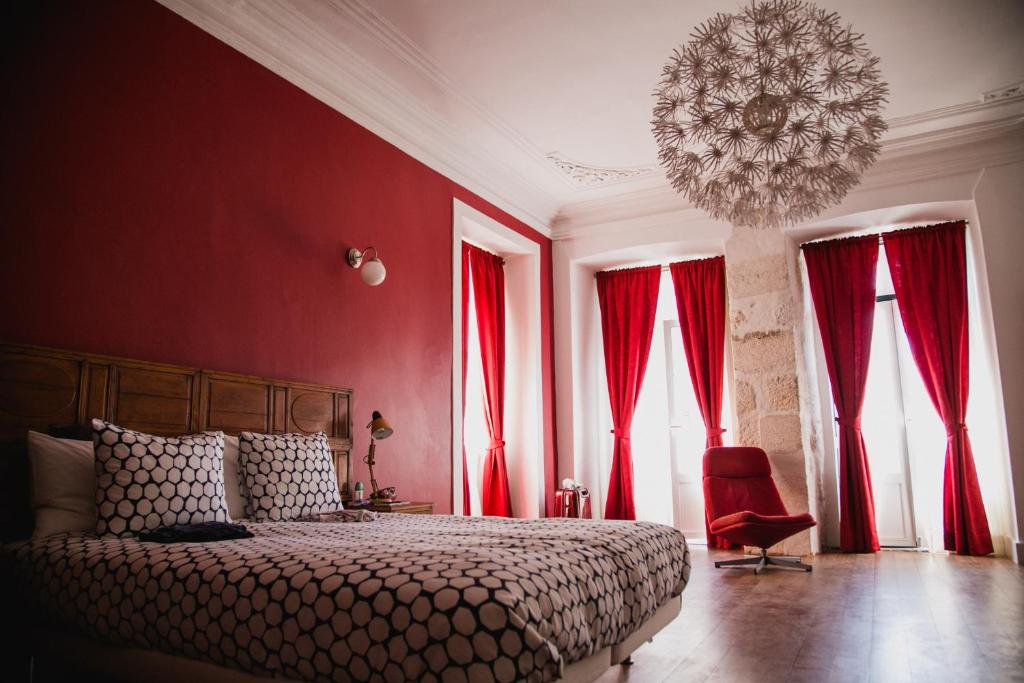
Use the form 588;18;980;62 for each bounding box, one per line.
702;446;789;521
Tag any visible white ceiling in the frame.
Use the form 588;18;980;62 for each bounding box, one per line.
366;0;1023;167
163;0;1024;233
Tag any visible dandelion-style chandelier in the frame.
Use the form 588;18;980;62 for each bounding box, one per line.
652;0;888;229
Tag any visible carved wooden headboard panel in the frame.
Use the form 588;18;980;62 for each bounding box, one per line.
0;343;352;541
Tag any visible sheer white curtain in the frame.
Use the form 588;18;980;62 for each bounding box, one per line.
463;269;489;517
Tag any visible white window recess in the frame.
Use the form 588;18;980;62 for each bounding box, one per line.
451;199;545;518
595;268;732;532
807;206;1014;555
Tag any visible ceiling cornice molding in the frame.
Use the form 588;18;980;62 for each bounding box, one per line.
883;91;1024;141
333;0;566;186
861;116;1024;186
552;183;690;237
155;0;1023;242
552;110;1024;240
553;207;717;243
157;0;559;236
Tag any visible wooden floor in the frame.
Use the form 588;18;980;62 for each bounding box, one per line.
598;548;1024;683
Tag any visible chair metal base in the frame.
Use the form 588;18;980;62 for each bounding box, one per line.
714;548;812;574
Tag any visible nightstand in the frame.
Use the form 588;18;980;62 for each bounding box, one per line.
360;501;434;514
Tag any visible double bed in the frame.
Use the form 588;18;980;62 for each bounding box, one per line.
0;344;690;682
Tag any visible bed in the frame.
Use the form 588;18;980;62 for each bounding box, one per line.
0;344;690;682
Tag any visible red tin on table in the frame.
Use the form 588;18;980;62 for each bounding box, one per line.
555;484;591;518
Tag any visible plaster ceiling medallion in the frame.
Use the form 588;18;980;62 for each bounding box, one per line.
652;0;888;229
546;152;656;188
983;82;1023;103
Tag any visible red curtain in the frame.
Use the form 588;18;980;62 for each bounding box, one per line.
596;265;661;520
460;243;471;515
467;244;513;517
883;222;993;555
803;236;881;553
669;256;734;549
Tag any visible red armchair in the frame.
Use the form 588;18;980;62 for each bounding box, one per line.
703;446;816;574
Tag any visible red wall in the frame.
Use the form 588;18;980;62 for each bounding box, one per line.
0;0;557;515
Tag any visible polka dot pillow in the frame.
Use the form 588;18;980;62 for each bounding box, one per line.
92;419;229;537
238;431;344;521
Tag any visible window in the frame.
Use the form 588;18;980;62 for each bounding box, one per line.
817;236;1011;551
462;267;489;516
597;269;731;535
453;199;546;519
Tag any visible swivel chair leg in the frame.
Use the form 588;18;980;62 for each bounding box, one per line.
714;548;812;573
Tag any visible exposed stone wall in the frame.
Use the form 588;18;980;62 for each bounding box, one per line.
725;226;816;555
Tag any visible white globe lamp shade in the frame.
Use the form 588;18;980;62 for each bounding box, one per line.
360;257;386;286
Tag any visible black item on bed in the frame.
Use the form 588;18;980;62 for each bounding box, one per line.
138;521;254;543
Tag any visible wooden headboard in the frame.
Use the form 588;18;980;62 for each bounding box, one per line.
0;343;353;541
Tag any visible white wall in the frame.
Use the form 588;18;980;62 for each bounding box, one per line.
794;199;1016;554
784;145;1024;559
503;252;543;517
553;127;1024;559
972;162;1024;561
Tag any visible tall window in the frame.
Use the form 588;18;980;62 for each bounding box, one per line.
453;201;545;519
822;238;1009;551
463;267;489;516
461;242;513;518
859;254;917;547
598;269;731;535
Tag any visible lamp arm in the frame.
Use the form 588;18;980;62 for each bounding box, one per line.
363;439;380;496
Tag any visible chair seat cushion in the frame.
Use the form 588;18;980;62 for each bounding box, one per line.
710;511;815;531
709;510;816;549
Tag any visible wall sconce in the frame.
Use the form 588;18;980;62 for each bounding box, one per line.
347;246;387;286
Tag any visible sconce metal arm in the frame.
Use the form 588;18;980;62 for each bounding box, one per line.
347;246;379;268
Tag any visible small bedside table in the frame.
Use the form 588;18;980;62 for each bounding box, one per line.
360;501;434;515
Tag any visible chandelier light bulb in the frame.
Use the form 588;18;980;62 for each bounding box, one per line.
742;93;789;137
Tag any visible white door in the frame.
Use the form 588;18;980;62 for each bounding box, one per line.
665;321;710;542
860;297;917;547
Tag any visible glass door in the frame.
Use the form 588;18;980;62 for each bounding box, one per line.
665;320;731;542
860;296;917;547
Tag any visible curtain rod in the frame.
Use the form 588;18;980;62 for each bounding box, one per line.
594;263;688;278
461;239;506;265
595;254;723;278
799;219;970;249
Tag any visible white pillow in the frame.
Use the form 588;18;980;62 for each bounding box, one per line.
222;435;247;521
27;431;97;538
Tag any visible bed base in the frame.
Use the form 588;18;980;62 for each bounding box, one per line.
610;593;681;665
28;596;682;683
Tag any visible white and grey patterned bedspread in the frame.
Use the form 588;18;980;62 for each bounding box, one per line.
7;514;690;682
